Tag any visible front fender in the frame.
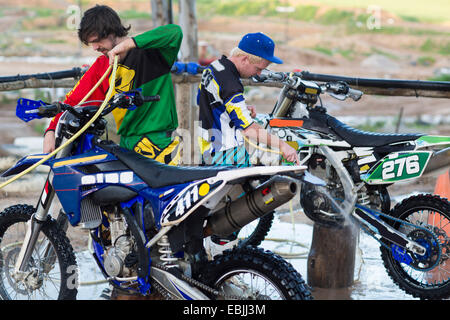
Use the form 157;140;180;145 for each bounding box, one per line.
1;154;51;177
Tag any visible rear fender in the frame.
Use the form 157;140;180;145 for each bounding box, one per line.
415;135;450;149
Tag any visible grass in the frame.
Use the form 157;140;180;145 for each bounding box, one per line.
311;45;357;60
316;8;355;25
195;0;450;57
197;1;449;36
300;0;450;23
420;39;450;55
312;46;333;56
355;120;386;132
368;47;399;60
428;74;450;82
196;0;450;24
417;56;436;66
118;9;151;20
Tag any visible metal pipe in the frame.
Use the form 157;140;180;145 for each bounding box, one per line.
204;175;298;237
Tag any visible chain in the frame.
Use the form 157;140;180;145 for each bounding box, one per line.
151;279;175;300
152;262;243;300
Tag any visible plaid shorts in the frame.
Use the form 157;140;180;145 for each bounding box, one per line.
202;144;250;167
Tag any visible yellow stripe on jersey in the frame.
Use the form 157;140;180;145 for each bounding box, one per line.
225;93;251;129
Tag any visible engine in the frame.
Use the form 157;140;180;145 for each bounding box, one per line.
300;154;346;227
300;153;390;228
102;210;136;278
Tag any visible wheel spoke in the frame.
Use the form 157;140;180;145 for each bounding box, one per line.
0;205;77;300
381;195;450;299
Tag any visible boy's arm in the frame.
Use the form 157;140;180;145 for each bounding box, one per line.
223;92;254;130
132;24;183;66
107;25;183;66
243;122;300;164
45;56;109;132
43;56;109;145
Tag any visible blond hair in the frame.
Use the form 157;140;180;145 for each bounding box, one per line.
230;47;268;64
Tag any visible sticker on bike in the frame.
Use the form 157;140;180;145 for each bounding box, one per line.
160;180;223;226
362;151;432;184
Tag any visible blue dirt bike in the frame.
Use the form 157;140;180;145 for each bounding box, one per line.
0;90;313;300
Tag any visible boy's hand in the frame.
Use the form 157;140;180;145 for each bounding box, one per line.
280;141;300;165
43;131;56;153
108;37;136;65
247;105;257;118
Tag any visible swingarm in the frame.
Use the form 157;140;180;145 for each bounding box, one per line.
352;205;427;256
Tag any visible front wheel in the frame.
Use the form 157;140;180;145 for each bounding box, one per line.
0;204;78;300
200;245;312;300
380;194;450;300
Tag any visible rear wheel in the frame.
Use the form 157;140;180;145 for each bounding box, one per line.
200;245;312;300
237;212;274;247
380;195;450;300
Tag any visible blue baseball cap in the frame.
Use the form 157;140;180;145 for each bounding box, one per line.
238;32;283;64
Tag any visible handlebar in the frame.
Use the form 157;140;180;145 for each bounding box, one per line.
347;88;363;101
18;90;160;121
322;82;363;101
253;70;286;82
253;70;363;102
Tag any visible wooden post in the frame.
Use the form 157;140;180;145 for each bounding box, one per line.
307;223;358;289
177;0;198;165
150;0;172;27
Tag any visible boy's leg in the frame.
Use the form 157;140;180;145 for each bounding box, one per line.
122;133;181;166
203;144;251;258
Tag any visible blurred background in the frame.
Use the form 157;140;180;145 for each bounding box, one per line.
0;0;449;143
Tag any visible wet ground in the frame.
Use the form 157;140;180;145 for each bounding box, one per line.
262;214;414;300
68;213;415;300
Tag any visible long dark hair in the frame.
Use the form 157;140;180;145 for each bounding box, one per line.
78;5;131;45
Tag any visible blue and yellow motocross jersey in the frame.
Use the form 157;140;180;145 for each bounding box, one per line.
197;55;254;155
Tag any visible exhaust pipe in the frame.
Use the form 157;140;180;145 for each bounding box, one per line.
204;176;298;237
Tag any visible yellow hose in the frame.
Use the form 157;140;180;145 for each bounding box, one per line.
243;135;281;155
0;56;119;190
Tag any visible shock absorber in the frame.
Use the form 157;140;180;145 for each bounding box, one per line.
157;235;178;268
357;189;370;206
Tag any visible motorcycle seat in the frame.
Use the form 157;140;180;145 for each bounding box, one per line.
96;140;232;189
327;116;424;147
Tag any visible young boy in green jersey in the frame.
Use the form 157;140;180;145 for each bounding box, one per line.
44;5;182;165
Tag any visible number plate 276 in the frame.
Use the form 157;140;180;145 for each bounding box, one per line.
363;151;432;184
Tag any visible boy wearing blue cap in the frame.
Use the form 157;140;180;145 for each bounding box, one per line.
197;32;299;168
198;32;299;258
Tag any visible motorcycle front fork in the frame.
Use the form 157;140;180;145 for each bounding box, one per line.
14;172;57;276
14;141;70;276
